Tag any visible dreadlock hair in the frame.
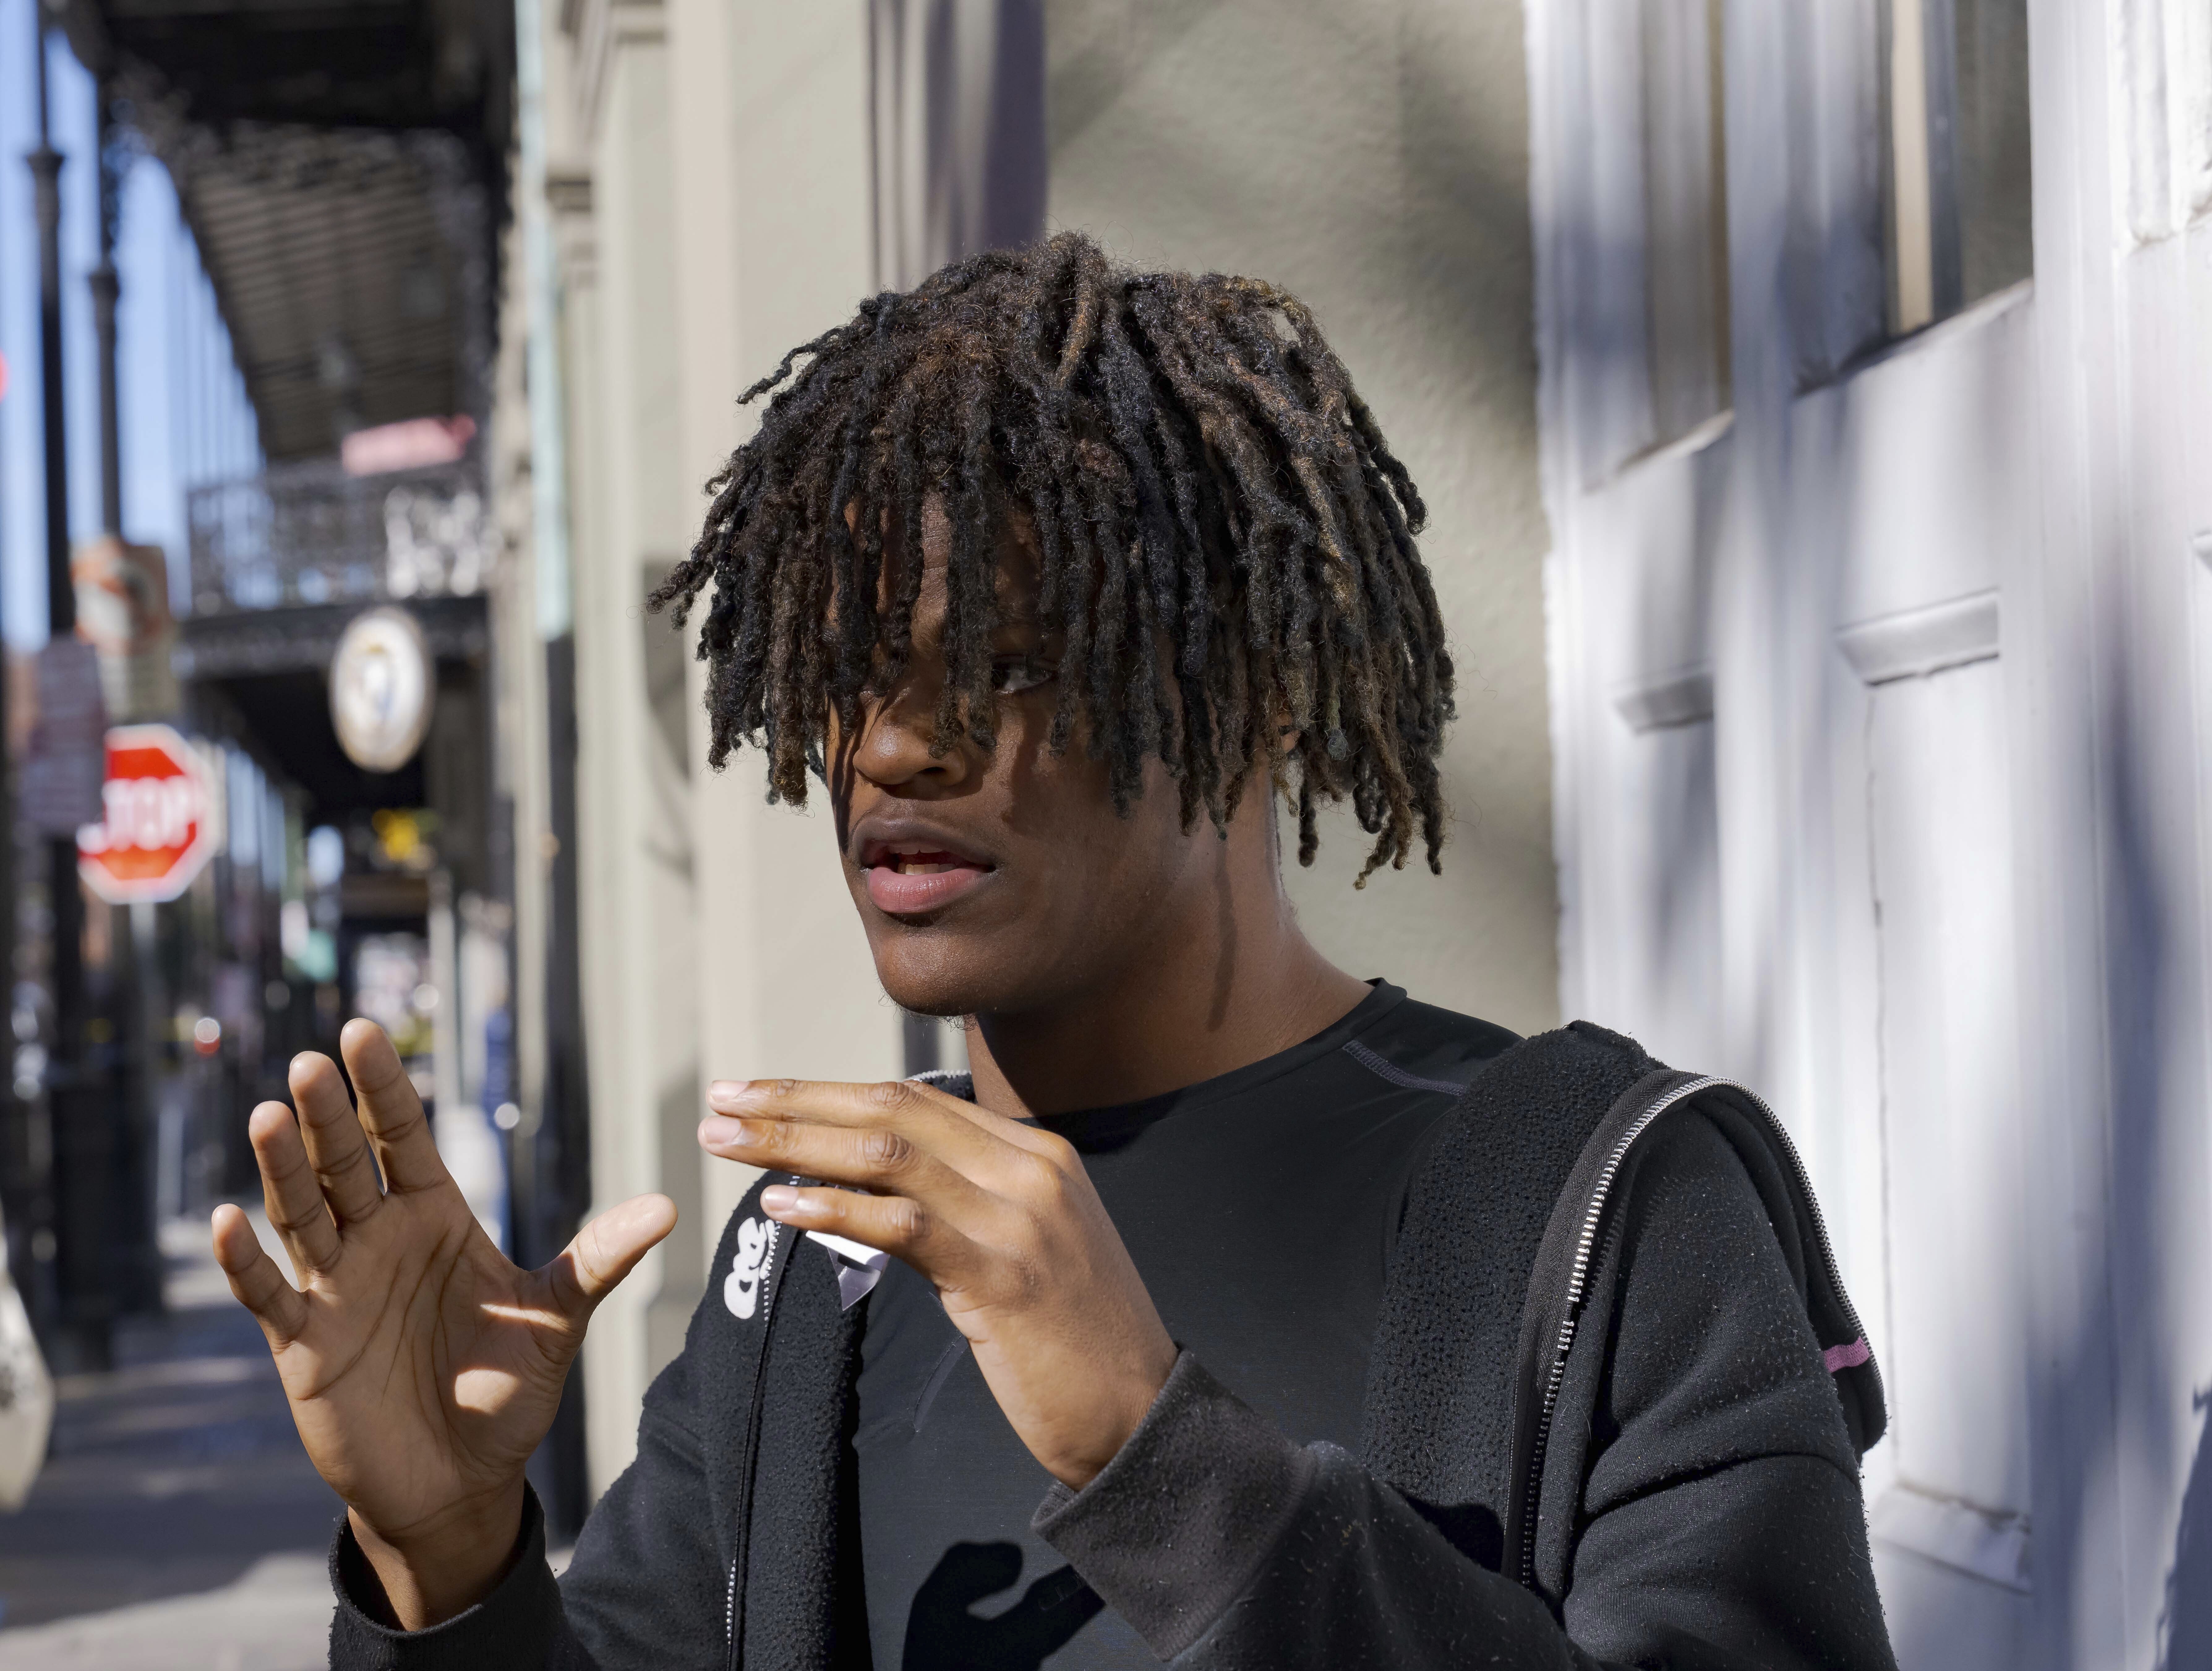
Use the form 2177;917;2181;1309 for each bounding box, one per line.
650;230;1454;884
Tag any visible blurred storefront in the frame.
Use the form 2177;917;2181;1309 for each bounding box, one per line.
176;459;508;1242
7;0;594;1511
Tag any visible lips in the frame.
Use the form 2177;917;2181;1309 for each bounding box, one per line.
857;833;995;917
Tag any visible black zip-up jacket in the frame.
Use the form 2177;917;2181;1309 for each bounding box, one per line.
330;1023;1898;1670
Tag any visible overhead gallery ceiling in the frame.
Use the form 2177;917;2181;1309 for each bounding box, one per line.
61;0;511;462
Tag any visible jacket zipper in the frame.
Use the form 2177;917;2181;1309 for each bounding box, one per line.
1514;1077;1874;1590
724;1187;796;1671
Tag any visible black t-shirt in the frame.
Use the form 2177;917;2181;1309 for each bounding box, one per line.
851;982;1517;1669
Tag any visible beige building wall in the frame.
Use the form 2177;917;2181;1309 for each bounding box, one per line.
544;0;730;1492
1045;0;1559;1034
520;0;1557;1497
662;0;904;1256
539;0;902;1490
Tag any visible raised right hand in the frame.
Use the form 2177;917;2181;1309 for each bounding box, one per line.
212;1018;675;1628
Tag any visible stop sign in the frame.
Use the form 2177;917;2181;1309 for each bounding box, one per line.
78;724;219;904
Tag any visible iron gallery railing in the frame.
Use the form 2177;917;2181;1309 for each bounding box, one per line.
185;457;493;618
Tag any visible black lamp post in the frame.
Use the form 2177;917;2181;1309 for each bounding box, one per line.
29;0;107;1371
90;80;160;1326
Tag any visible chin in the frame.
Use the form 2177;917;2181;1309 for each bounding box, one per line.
867;930;1019;1020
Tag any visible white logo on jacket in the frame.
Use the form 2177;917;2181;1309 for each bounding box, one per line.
724;1217;769;1319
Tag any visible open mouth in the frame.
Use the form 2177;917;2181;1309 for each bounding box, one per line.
859;840;995;917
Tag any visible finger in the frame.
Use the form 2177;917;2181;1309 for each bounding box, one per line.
928;1091;1062;1151
542;1194;678;1325
338;1019;448;1194
287;1052;385;1228
699;1112;999;1224
212;1202;309;1347
717;1072;1063;1159
757;1183;982;1285
249;1102;342;1278
707;1077;1032;1171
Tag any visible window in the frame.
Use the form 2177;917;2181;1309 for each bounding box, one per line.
1563;0;1732;475
1641;0;1731;448
1886;0;2032;333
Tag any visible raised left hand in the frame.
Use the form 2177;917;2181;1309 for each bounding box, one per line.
700;1077;1176;1488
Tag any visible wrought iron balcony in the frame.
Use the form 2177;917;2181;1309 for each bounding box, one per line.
185;457;493;620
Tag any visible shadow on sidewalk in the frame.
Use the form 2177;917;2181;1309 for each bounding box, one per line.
0;1213;340;1634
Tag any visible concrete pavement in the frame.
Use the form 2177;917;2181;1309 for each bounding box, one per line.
0;1214;338;1665
0;1551;331;1670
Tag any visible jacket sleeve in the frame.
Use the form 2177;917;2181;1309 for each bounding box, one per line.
328;1484;596;1670
1032;1114;1897;1671
328;1329;727;1669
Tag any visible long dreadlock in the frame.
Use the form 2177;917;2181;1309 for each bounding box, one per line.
650;231;1454;883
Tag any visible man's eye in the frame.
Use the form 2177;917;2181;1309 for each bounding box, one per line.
990;658;1055;695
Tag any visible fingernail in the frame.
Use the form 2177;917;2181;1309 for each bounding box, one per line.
707;1080;751;1110
700;1115;749;1148
760;1184;798;1214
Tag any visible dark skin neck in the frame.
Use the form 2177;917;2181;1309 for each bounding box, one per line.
964;797;1371;1119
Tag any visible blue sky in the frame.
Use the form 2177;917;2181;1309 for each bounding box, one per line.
0;0;260;647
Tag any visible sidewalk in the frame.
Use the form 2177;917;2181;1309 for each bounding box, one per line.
0;1214;339;1668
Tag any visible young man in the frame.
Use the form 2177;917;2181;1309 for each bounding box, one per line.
215;234;1895;1669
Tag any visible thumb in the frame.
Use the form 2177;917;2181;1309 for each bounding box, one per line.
545;1193;678;1324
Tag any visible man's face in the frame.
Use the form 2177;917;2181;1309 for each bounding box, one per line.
827;499;1222;1020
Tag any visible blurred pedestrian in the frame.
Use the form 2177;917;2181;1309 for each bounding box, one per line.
0;1203;53;1513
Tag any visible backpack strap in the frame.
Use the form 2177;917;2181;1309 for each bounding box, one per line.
1357;1021;1660;1560
1501;1066;1887;1600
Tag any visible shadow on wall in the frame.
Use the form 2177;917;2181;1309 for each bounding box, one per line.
2069;665;2197;1671
2166;1392;2212;1668
2100;682;2190;1671
1600;229;2199;1671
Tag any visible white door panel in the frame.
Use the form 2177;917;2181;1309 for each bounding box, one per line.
1803;287;2035;628
1601;709;1723;1072
1865;656;2032;1527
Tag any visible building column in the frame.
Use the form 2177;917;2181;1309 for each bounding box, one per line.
561;0;708;1495
664;0;903;1261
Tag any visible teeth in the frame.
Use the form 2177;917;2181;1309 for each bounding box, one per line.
867;845;985;875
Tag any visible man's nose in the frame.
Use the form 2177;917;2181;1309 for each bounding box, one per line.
854;679;970;793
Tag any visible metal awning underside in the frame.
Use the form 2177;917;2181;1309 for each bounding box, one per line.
165;126;486;460
60;0;508;462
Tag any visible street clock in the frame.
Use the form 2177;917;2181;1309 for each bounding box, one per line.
330;607;435;772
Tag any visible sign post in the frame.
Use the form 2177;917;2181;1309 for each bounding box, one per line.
77;725;219;905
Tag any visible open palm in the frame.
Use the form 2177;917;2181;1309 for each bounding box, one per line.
212;1020;673;1593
